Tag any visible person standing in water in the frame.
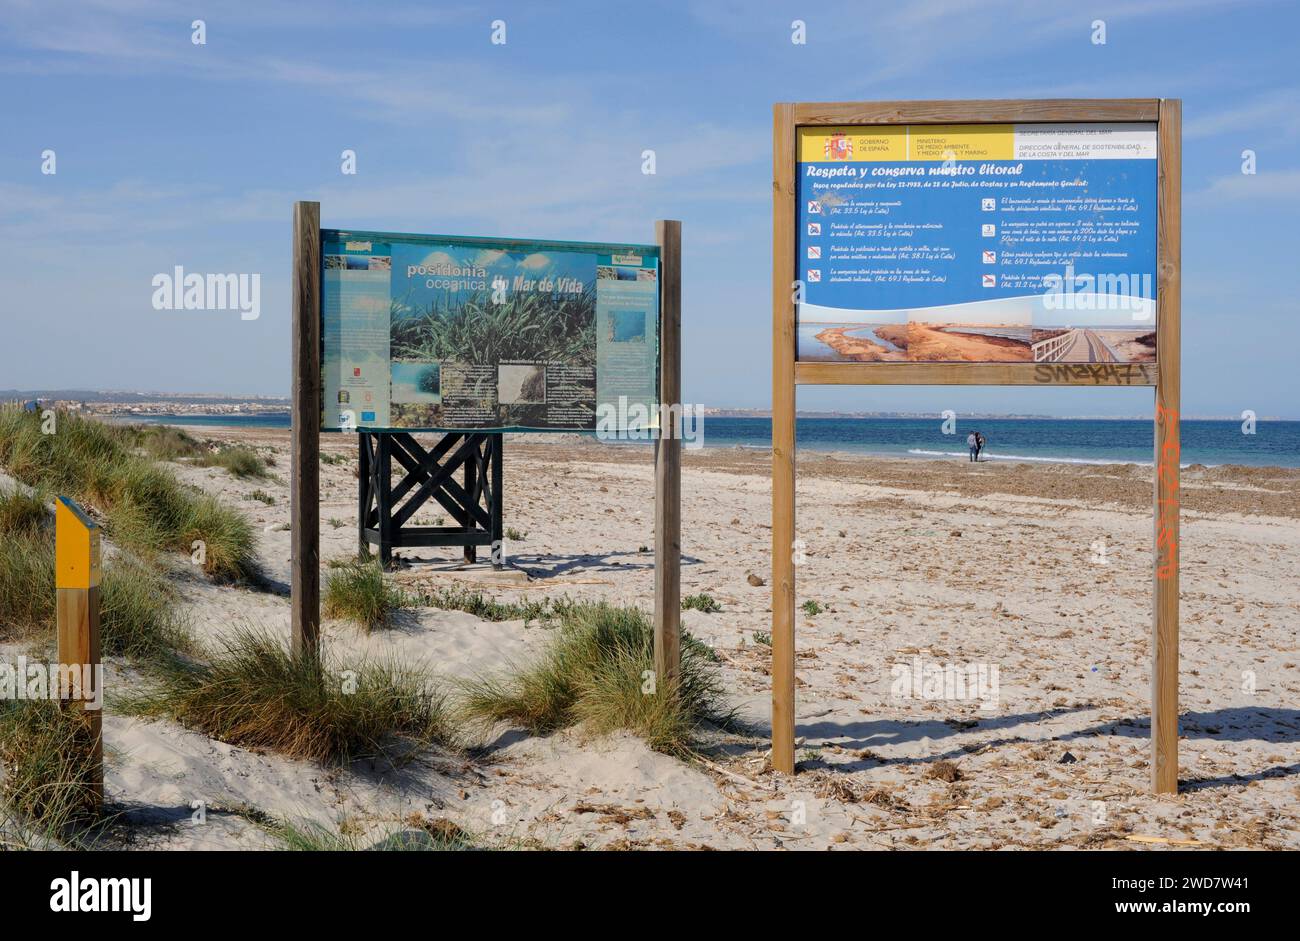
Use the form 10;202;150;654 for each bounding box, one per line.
966;431;978;462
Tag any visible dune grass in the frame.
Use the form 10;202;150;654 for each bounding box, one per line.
121;627;453;764
323;560;410;633
0;488;187;660
0;406;256;580
197;446;268;479
0;699;102;834
121;425;270;478
116;423;207;461
270;816;477;851
459;602;727;755
391;283;596;368
420;585;575;626
681;592;721;613
0;487;54;634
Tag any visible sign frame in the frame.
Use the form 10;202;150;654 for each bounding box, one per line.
292;204;683;688
317;227;663;436
771;99;1181;793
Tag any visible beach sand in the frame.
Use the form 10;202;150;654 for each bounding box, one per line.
907;324;1033;362
40;428;1300;850
1095;330;1158;364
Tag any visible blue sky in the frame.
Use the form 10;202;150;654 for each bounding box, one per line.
1;0;1296;417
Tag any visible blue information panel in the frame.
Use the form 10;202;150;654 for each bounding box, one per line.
796;123;1159;365
320;230;659;432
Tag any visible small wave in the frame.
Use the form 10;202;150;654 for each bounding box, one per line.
905;448;1206;468
908;448;1125;465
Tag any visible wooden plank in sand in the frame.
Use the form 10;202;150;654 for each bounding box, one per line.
291;200;322;657
1152;99;1182;795
655;219;683;689
771;102;798;775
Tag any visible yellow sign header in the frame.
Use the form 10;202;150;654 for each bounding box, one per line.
798;125;1014;162
55;496;101;590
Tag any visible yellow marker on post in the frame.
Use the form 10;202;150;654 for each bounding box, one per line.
55;496;103;804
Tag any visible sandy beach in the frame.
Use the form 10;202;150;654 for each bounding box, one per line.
907;324;1034;362
34;424;1297;851
1095;330;1158;363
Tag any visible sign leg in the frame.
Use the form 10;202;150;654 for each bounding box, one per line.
291;200;322;657
1152;98;1182;794
771;103;797;775
653;220;682;690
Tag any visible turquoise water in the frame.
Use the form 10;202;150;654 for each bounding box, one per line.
131;413;1300;468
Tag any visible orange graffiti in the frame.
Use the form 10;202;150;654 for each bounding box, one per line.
1156;404;1179;580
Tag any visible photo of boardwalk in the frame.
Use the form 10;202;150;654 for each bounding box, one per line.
1032;327;1157;364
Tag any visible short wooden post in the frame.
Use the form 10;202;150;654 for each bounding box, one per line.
464;438;478;564
378;433;393;566
1152;99;1182;794
291;200;322;657
770;103;797;775
357;433;370;559
490;434;504;570
55;496;103;805
654;219;682;690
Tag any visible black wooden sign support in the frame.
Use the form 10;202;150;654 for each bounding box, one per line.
358;431;504;567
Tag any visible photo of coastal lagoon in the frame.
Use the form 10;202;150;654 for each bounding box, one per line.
799;296;1064;363
798;318;909;362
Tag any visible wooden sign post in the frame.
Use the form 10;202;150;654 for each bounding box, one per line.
291;200;322;658
654;219;683;690
55;495;103;804
771;99;1181;794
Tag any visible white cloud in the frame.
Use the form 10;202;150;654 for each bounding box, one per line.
1187;169;1300;205
1186;88;1300;140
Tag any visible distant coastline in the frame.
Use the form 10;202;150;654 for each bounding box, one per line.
108;412;1300;469
3;390;1292;423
